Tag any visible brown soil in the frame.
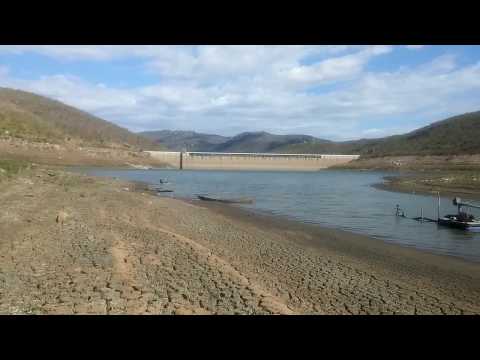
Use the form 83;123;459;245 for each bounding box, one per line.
0;136;168;168
333;154;480;172
1;165;480;314
376;171;480;200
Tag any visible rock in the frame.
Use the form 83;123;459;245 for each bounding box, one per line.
56;211;69;224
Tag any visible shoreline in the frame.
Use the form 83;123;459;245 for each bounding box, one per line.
1;164;480;314
375;174;480;201
167;194;480;314
191;198;480;269
74;165;480;265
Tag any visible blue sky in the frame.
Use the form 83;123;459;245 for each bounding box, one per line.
1;45;479;140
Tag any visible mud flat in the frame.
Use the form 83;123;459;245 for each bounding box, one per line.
1;165;480;314
333;154;480;172
335;154;480;199
377;171;480;200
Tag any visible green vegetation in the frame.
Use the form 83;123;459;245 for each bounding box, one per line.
2;86;478;157
142;111;480;156
0;87;163;150
140;130;230;151
413;172;480;192
280;111;480;156
0;102;64;143
0;159;30;178
213;132;318;153
384;170;480;199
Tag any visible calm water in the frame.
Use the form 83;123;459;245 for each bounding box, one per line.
79;168;480;263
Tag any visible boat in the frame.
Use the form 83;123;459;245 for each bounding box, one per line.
395;194;480;229
197;195;254;204
437;197;480;229
147;185;173;193
438;215;480;229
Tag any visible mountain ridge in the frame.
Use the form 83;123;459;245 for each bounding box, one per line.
141;111;480;156
2;87;479;157
140;129;229;151
139;129;333;153
279;110;480;156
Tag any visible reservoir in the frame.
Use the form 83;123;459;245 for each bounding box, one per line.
81;168;480;263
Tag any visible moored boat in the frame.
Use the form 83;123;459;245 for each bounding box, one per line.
437;197;480;229
438;215;480;229
197;195;254;204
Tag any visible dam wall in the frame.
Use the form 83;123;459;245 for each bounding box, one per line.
144;151;181;168
146;151;360;171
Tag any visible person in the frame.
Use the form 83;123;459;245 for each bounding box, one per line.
395;204;405;217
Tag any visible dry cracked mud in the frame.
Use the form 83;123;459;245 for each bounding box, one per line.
1;166;479;314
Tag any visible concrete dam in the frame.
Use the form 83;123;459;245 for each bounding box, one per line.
145;151;360;171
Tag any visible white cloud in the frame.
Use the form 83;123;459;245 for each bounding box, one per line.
302;58;480;139
282;46;392;86
1;74;139;115
1;46;480;140
0;45;354;64
406;45;426;50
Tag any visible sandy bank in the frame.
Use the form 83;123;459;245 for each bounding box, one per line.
1;166;479;314
0;136;168;168
376;172;480;201
333;154;480;172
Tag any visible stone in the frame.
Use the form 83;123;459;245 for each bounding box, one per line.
56;211;69;224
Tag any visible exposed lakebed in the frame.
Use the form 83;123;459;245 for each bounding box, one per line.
78;168;480;263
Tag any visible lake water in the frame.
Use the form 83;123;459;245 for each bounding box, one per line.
80;168;480;263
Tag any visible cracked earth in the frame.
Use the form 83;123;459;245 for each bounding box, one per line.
1;166;479;314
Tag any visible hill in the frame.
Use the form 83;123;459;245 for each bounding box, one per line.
278;111;480;156
140;110;480;156
211;132;322;153
139;130;229;151
360;111;480;156
0;87;160;150
7;85;477;157
142;130;327;153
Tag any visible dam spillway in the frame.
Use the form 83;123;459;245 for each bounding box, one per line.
145;151;360;171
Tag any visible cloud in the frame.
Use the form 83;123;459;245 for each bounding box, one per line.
1;46;479;140
281;46;392;86
0;45;355;65
406;45;426;50
303;58;480;138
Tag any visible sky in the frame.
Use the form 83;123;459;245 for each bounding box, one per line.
0;45;480;140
